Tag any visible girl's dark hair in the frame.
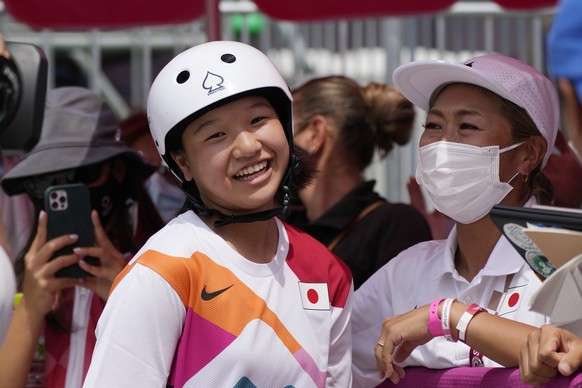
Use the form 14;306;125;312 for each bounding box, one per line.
292;75;416;171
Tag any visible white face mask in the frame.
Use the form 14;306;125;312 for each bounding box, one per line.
415;141;522;224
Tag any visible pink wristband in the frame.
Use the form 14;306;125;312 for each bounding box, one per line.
427;298;446;337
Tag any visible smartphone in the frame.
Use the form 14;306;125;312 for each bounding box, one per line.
44;183;99;278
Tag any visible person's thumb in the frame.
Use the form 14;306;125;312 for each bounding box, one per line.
557;351;582;376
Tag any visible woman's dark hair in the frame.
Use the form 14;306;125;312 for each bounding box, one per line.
362;82;416;157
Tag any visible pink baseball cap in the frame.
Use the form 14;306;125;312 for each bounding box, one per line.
393;53;559;167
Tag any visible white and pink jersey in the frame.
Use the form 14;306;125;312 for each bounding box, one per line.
83;211;353;388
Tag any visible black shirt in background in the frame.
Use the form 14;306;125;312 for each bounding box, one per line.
287;180;433;289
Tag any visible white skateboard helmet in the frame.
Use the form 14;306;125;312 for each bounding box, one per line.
146;41;296;225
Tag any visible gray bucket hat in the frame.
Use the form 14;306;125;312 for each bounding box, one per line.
1;86;155;196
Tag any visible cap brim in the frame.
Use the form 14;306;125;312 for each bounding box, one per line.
1;145;155;195
392;60;520;112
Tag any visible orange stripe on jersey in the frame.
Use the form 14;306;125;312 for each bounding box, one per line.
135;249;303;354
109;258;138;297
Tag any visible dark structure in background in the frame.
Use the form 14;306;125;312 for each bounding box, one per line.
0;42;47;153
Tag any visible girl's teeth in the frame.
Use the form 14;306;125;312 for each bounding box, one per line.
236;161;267;179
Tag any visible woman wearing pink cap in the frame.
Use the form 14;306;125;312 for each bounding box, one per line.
351;53;559;386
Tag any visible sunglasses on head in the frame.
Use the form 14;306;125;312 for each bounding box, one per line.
23;163;104;200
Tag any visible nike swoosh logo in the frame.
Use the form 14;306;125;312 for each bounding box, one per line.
201;284;233;301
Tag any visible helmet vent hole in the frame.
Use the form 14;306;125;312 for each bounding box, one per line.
221;53;236;63
176;71;190;84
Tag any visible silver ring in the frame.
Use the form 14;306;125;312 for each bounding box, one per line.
376;341;384;348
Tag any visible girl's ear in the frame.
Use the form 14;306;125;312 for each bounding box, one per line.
520;136;547;175
171;151;193;181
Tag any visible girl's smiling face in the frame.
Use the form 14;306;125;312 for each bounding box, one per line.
172;95;289;215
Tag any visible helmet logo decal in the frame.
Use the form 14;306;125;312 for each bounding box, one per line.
202;71;226;96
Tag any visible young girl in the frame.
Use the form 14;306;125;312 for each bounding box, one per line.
83;41;353;387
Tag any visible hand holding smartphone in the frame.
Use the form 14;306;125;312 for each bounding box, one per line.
44;183;100;278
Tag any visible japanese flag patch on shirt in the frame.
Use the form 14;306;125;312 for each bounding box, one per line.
298;282;330;310
497;284;527;316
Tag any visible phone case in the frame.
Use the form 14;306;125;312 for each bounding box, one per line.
44;183;98;278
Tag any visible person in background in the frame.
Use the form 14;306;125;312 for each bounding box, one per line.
0;86;165;387
351;53;558;386
519;0;582;383
119;110;184;222
0;211;82;388
288;75;432;289
83;41;353;387
543;131;582;209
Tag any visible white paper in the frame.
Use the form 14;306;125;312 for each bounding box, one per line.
529;253;582;337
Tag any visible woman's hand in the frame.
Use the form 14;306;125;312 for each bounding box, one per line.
375;304;433;384
22;211;81;317
520;324;582;385
76;210;127;300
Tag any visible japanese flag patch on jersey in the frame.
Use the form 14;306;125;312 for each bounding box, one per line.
298;282;330;310
497;284;527;316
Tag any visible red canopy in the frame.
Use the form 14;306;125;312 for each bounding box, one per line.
3;0;205;30
4;0;558;29
254;0;557;21
253;0;458;21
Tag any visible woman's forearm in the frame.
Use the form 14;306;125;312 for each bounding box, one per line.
448;301;538;366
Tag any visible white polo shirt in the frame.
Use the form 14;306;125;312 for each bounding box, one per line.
351;223;548;388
